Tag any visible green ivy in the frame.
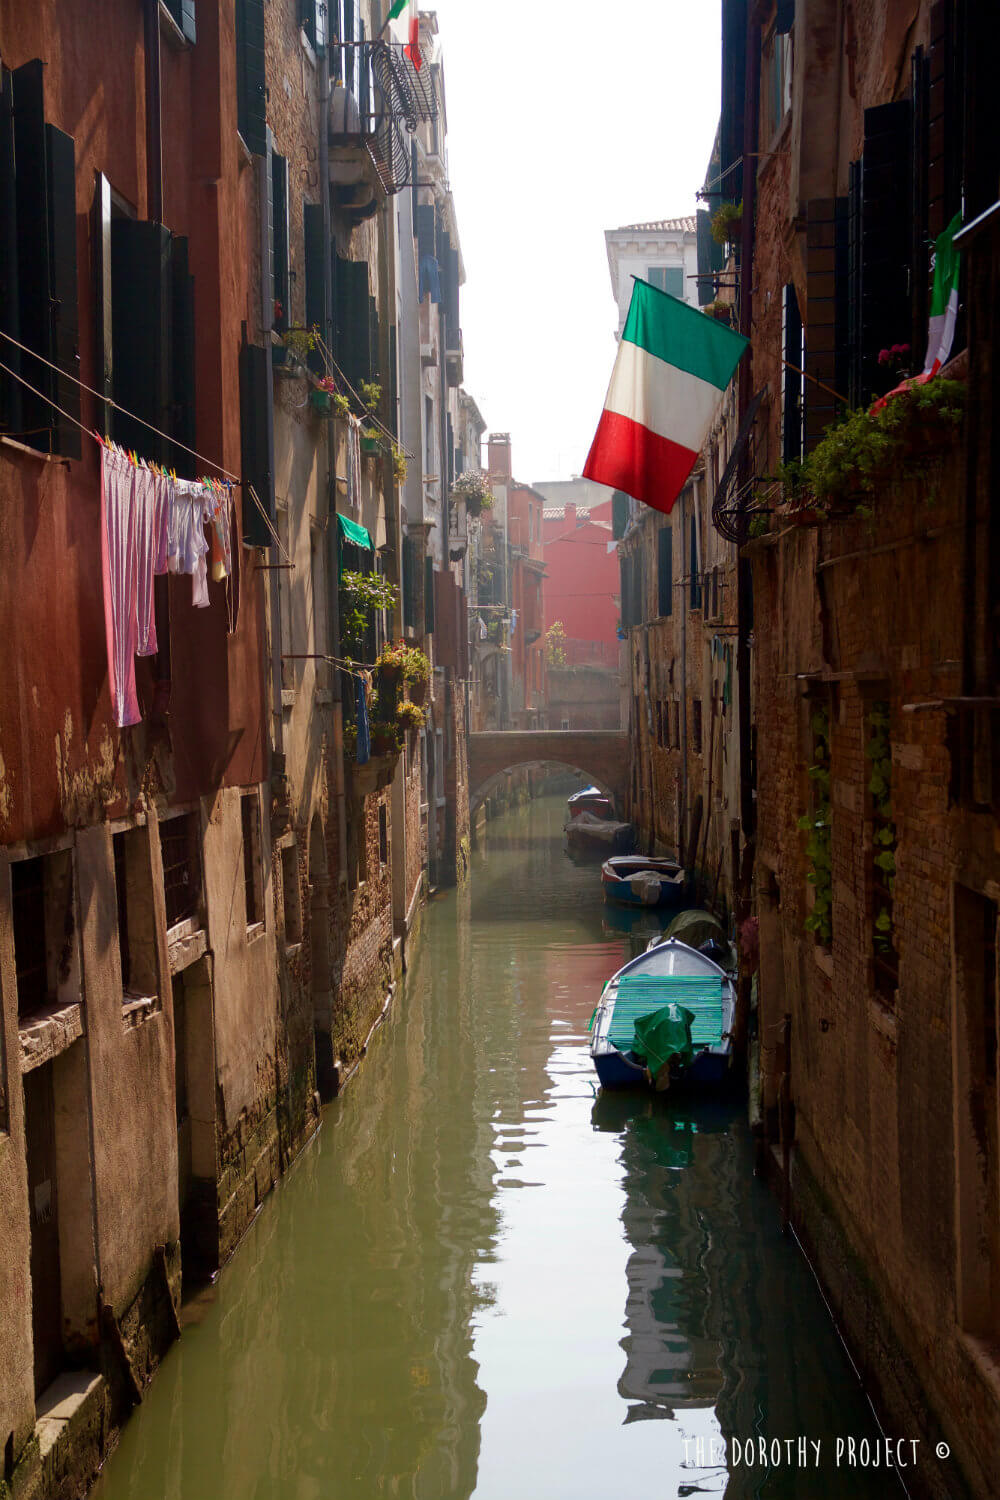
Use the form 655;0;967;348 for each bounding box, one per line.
798;706;833;945
339;570;399;660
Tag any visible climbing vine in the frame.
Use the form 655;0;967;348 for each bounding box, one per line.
866;701;898;985
798;705;832;946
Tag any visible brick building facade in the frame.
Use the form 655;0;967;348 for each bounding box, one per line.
723;1;1000;1495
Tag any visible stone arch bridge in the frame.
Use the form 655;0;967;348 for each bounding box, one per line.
468;731;628;816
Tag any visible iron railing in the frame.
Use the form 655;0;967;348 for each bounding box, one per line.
331;41;437;196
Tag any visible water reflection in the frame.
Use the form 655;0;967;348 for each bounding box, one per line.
94;795;896;1500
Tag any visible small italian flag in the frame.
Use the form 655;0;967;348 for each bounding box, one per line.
583;278;748;515
922;211;962;377
388;0;422;68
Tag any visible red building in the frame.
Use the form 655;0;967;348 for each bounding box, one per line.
543;502;620;670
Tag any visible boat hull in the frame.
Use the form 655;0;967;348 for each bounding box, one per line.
592;1044;731;1090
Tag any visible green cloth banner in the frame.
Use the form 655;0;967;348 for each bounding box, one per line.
337;513;373;550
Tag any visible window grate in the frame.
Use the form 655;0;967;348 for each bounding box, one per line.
161;814;202;929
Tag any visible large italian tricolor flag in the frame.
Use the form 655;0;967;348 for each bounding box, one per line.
583;278;748;515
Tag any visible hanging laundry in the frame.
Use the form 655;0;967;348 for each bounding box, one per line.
419;255;441;305
346;417;362;515
355;674;371;766
100;442;142;728
167;481;211;608
133;461;160;656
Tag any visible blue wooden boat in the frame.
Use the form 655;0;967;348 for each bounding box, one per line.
589;938;735;1090
601;855;687;909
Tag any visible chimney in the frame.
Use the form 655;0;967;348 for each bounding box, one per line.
488;432;512;482
565;502;577;527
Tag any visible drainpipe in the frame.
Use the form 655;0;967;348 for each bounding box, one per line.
679;496;689;864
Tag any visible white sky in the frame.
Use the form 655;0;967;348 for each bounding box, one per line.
425;0;722;485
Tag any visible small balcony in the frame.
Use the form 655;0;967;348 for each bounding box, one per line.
329;41;437;214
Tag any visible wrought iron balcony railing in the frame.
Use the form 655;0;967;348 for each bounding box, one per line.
330;40;437;197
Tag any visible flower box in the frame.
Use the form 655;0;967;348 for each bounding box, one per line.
309;389;332;415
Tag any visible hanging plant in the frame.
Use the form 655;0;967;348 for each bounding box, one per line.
359;379;382;413
797;706;833;946
452;469;494;516
339;571;399;658
391;445;408;482
360;427;382;456
711;200;742;246
282;326;317;365
397;700;426;733
703;299;733;325
777;378;966;514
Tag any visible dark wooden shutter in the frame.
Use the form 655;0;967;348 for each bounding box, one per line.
860;101;912;403
775;0;794;33
446;412;454;490
620;556;631;628
344;0;356;97
298;0;326;54
805;197;849;448
657;526;673;617
272;154;289;333
410;138;419;222
689;521;701;611
303;201;325;373
367;293;379;385
927;0;959;242
0;64;22;439
240;342;275;548
111;219;172;462
415;205;435;266
388;325;397;438
402;535;416;629
445;245;460;348
334;254;370;391
170;236;196;477
91;174;113;437
165;0;196;43
424;555;435;634
236;0;267;156
781;282;803;464
12;60;51;448
45;124;80;458
695;208;724;306
612;489;629;539
910;45;930;360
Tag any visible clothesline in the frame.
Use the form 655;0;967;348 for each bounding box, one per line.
0;326;240;481
312;332;414;461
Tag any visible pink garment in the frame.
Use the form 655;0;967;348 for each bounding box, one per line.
100;444;142;728
134;463;158;656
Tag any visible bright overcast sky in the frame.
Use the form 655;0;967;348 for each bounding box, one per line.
426;0;722;485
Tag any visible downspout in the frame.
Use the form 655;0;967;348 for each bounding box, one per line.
679;498;688;864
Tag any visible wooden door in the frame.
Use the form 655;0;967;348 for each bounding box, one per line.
23;1064;63;1397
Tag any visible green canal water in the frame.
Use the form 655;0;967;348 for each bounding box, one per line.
93;793;899;1500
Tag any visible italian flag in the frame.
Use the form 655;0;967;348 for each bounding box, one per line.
388;0;422;67
922;212;962;377
584;278;748;515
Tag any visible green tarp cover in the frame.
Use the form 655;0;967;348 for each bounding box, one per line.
632;1003;696;1074
337;513;373;549
607;976;726;1051
663;908;733;968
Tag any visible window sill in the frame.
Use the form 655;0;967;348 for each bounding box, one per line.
246;920;267;946
0;435;68;465
168;923;208;975
122;992;162;1031
20;1000;85;1073
158;2;191;50
300;28;317;68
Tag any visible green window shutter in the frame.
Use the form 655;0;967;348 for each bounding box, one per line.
612;489;629;540
334;255;370;392
298;0;326;53
0;65;22;440
303;201;325;373
236;0;267;156
111;219;173;462
664;267;684;300
689;521;702;610
170;236;197;478
272;154;289;332
44;123;81;459
696;209;724;306
657;527;673;617
402;535;416;629
12;60;52;449
781;282;803;464
415;205;435;265
620;556;630;628
424;556;435;634
367;293;379;386
240;342;275;547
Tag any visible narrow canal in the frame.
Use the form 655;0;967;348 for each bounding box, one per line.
94;793;896;1500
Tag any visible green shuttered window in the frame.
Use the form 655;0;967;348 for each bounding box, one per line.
236;0;267;156
240;342;276;548
657;527;673;618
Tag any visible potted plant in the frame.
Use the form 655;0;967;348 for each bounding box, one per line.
360;426;381;456
371;722;401;757
280;326;317;371
710;201;742;249
703;299;733;326
332;392;351;418
339;571;400;659
391;445;408;483
397;700;426;734
374;641;407;685
452;469;494;518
